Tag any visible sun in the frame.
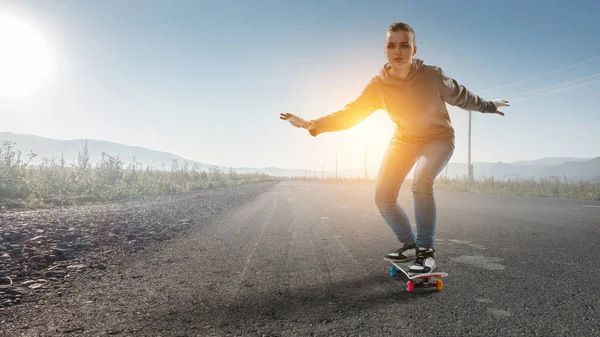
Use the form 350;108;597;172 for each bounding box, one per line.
0;12;52;98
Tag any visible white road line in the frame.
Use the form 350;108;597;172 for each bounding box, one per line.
582;205;600;208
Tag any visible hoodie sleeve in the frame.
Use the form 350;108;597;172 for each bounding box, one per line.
437;68;497;113
308;77;383;137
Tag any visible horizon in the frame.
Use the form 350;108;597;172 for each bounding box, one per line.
1;130;596;175
1;0;599;173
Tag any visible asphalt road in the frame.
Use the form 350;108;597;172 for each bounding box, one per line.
3;180;600;336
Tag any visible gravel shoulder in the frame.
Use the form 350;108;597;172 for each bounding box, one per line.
0;181;278;336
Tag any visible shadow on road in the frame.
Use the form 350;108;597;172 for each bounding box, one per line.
149;273;441;333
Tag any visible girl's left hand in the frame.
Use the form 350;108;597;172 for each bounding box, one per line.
491;99;510;116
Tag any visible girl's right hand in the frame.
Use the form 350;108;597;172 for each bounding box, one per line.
279;113;315;130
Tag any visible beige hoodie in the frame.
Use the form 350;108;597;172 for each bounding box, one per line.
309;58;497;142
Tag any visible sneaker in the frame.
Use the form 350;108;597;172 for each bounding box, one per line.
384;243;416;262
409;247;436;274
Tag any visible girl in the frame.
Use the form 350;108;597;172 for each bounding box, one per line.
280;22;509;273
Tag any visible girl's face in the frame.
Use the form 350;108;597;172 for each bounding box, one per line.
385;30;416;70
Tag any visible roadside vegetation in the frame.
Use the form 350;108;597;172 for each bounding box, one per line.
296;175;600;200
2;138;598;209
432;176;600;200
0;141;278;209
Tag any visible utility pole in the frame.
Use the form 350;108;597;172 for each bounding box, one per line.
468;110;473;182
335;154;338;180
364;143;367;179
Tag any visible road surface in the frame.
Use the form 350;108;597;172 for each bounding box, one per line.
2;180;599;336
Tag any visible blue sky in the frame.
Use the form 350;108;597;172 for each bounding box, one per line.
1;0;599;175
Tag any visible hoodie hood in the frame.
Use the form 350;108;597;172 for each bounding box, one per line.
378;58;424;86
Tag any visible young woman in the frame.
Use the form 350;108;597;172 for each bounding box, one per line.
280;22;509;273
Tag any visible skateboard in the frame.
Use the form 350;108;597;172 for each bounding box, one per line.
387;260;448;292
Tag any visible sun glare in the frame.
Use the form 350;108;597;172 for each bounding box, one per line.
0;12;52;98
340;111;395;172
347;111;394;144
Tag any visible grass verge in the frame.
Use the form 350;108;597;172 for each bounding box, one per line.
0;141;278;209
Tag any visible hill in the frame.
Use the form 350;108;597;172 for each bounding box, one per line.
0;131;219;171
1;131;598;181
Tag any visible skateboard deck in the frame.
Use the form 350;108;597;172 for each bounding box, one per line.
386;259;448;292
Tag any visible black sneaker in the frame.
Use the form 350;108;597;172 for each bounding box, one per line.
409;247;436;274
384;243;417;262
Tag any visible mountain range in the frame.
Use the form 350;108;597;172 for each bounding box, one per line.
1;131;599;182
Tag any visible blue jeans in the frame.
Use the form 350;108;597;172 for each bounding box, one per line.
374;136;455;249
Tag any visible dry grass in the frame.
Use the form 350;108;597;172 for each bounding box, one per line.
433;175;600;200
0;141;277;208
3;139;598;208
293;174;600;200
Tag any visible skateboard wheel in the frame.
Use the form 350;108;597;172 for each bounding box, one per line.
389;266;397;277
406;281;414;292
435;279;443;291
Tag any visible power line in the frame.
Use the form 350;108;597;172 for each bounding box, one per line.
509;72;600;98
479;55;600;94
464;57;599;182
511;78;600;102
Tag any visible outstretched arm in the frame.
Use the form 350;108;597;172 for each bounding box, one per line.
280;77;383;136
438;68;509;115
